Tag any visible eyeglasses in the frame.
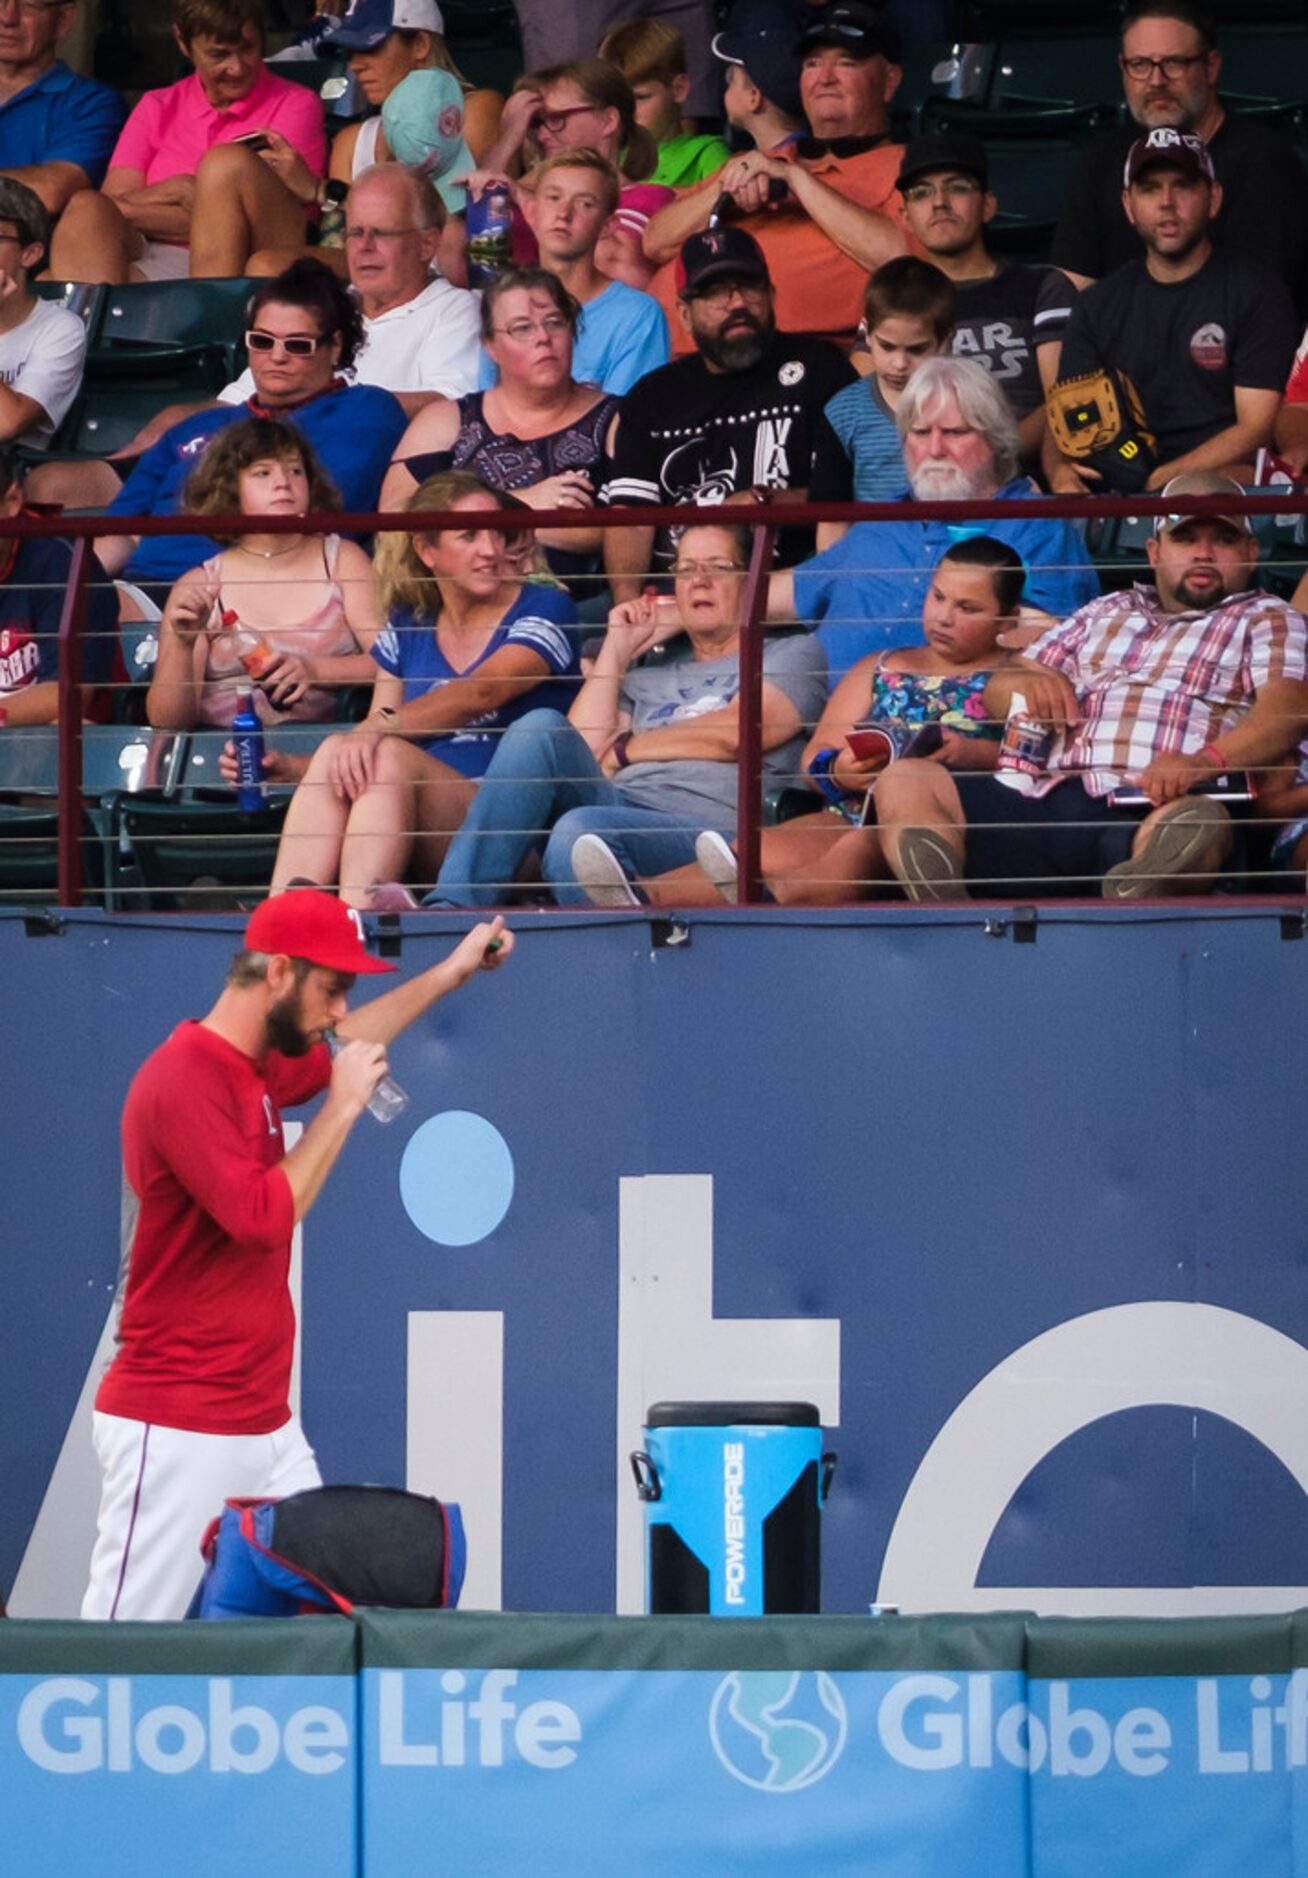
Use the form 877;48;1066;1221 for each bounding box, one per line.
671;560;746;578
689;279;770;311
1119;53;1209;81
491;315;571;342
245;329;328;356
903;177;982;205
533;103;602;134
343;225;420;243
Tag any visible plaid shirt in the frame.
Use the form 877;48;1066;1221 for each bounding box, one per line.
1020;584;1308;798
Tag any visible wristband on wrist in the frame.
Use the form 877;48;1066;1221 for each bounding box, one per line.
807;746;846;806
1199;741;1226;770
611;732;633;769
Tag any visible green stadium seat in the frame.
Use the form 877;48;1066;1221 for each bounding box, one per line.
107;788;291;911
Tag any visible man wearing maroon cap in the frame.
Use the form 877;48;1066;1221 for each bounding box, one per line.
1049;124;1296;494
83;891;510;1621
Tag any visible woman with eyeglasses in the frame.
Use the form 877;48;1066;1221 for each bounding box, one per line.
473;58;674;289
145;416;382;733
379;266;619;582
268;470;580;906
410;520;826;908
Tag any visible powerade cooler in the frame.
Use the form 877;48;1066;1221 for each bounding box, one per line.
631;1401;835;1615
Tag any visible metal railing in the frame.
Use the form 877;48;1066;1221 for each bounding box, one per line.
12;485;1308;911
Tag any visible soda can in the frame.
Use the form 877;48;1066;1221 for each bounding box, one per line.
998;708;1053;781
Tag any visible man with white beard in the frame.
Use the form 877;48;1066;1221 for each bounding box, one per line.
771;355;1098;678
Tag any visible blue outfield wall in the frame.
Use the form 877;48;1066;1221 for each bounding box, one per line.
4;901;1308;1621
6;1609;1308;1876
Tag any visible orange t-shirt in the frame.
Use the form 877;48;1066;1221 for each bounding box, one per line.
650;140;913;356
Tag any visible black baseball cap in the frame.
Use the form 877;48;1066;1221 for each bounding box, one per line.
795;2;902;63
713;23;805;122
897;132;988;193
676;225;772;297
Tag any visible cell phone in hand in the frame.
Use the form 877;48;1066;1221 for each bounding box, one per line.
845;722;944;764
232;132;270;152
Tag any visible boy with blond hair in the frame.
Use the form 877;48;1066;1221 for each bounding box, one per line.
597;19;730;189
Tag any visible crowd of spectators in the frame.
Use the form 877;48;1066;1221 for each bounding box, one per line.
5;0;1308;906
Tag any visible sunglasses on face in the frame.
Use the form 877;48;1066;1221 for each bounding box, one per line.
244;329;329;356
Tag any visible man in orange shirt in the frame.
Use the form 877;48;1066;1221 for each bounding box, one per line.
643;1;910;351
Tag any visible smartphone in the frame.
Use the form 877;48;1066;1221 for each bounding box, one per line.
1108;771;1254;807
845;723;944;764
232;132;270;152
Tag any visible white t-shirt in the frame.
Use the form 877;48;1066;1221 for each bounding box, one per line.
221;276;482;404
0;296;86;443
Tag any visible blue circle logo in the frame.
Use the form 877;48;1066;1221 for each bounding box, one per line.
708;1670;847;1792
398;1110;515;1246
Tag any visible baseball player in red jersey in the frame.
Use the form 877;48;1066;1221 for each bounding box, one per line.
83;888;512;1621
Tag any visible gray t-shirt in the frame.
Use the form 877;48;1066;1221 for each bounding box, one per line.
616;631;828;828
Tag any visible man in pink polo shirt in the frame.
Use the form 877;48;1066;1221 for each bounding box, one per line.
48;0;326;283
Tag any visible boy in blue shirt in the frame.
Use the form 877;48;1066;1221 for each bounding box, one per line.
810;257;955;549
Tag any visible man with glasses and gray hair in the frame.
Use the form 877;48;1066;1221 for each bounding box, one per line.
772;354;1097;678
1051;0;1308;317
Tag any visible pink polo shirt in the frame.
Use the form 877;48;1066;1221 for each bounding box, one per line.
109;65;327;188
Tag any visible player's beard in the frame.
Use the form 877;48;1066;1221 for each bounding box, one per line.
266;981;315;1057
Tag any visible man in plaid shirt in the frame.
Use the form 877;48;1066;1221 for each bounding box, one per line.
875;470;1308;898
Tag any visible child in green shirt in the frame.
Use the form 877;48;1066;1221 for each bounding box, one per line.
598;18;731;190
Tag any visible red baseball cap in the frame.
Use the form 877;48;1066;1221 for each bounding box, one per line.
244;889;396;974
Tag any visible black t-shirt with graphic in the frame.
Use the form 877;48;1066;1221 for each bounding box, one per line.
1055;247;1297;461
952;264;1076;419
604;331;855;568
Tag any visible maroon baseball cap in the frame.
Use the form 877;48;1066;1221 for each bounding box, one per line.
1123;126;1215;188
244;889;397;974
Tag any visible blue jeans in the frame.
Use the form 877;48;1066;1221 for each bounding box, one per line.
429;708;712;908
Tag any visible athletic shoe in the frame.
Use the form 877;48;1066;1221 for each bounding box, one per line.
367;880;420;912
572;833;644;906
895;826;968;901
1101;798;1231;899
695;829;739;902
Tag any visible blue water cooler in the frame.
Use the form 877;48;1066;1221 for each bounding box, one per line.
630;1401;836;1615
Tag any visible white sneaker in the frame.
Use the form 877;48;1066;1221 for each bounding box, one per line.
695;828;739;902
572;833;642;906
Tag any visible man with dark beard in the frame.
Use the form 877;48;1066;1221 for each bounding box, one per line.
83;889;511;1621
602;224;853;604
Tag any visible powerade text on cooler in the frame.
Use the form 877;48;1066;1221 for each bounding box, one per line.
232;691;265;813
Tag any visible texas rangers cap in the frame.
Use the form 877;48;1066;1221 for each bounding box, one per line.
245;889;397;973
322;0;444;53
1123;126;1215;189
897;132;988;193
677;225;771;297
795;2;902;64
1154;471;1252;538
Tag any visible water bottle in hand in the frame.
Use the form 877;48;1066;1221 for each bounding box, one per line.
325;1030;409;1124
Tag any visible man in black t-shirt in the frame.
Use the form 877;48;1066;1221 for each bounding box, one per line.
1050;127;1296;495
1051;0;1308;319
603;224;855;603
896;131;1074;464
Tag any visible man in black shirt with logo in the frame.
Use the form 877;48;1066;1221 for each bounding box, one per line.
896;131;1074;465
1051;0;1308;319
1049;127;1296;495
603;225;855;603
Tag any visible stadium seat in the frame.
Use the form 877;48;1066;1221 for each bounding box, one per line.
986;34;1126;114
962;0;1120;35
108;789;291;911
0;798;112;905
916;106;1110;258
94;277;254;382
